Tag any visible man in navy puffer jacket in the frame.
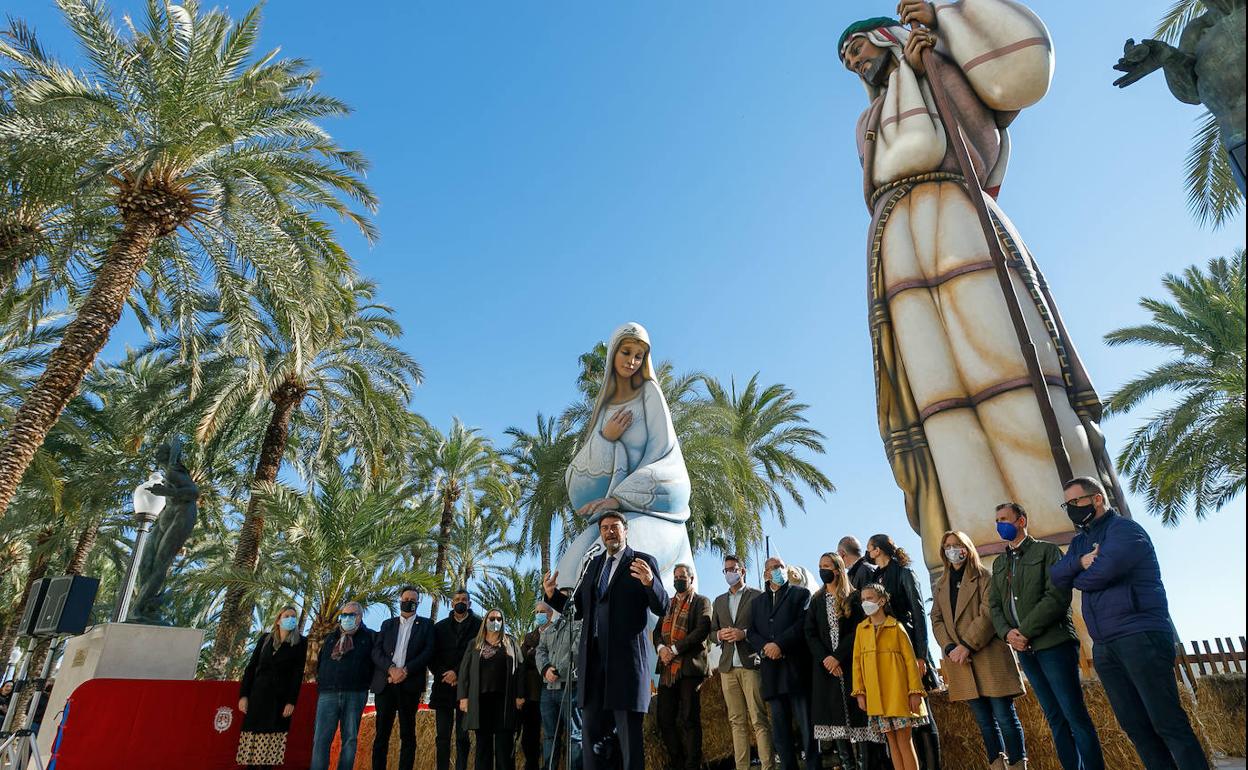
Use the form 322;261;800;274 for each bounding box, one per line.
1050;476;1207;770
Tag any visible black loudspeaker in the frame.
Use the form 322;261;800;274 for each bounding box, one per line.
17;578;52;637
31;575;99;637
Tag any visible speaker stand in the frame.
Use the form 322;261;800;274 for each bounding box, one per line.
0;636;65;770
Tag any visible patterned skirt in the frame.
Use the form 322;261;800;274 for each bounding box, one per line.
236;731;289;766
814;723;884;743
867;714;929;734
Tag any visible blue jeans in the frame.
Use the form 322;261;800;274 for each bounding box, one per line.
1018;641;1104;770
965;695;1025;764
540;686;583;770
1093;631;1209;770
310;689;369;770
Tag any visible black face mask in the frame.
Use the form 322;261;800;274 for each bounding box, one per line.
400;600;418;614
453;602;469;616
673;579;689;594
819;568;841;586
1066;501;1097;529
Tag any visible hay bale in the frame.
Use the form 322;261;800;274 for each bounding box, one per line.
334;708;463;770
1194;673;1246;757
928;677;1216;770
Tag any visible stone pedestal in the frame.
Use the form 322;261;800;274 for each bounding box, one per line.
33;623;204;767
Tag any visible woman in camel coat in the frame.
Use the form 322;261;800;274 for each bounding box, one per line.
931;531;1026;769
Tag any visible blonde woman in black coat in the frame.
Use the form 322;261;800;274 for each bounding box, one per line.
237;606;308;769
458;609;526;770
806;553;884;770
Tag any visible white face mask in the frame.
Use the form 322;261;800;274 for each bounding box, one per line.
724;571;742;587
945;547;967;565
861;600;882;617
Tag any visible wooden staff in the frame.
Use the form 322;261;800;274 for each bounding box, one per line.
907;17;1075;483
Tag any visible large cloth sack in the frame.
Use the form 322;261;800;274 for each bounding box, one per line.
937;0;1054;111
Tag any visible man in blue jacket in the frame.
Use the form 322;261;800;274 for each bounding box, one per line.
371;586;434;770
543;512;668;770
311;601;376;770
1050;477;1208;770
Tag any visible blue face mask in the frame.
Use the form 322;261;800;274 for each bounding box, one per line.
534;613;549;627
339;614;359;632
996;521;1019;541
279;616;298;633
770;568;786;587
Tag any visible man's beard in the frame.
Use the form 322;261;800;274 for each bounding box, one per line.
863;51;893;88
605;540;623;554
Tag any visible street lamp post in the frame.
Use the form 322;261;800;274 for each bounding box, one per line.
113;471;167;623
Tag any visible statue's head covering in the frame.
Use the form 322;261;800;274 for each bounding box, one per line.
838;17;910;98
837;17;901;59
583;322;656;442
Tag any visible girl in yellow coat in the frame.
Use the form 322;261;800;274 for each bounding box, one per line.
853;583;928;770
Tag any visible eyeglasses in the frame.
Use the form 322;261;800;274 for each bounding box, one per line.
1059;494;1096;511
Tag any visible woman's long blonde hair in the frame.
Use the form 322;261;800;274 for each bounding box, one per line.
473;608;510;651
938;530;983;576
269;605;301;649
817;552;854;618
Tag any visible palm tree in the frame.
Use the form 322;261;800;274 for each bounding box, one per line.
444;491;522;592
210;465;437;679
1104;250;1245;523
505;414;577;575
703;374;836;523
477;567;543;639
157;282;422;676
411;420;515;620
0;0;376;521
1151;1;1243;228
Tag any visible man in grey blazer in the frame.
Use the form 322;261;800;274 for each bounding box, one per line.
711;555;776;770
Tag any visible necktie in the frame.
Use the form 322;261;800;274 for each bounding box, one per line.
597;556;614;600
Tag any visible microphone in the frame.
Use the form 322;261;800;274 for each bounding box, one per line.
581;542;605;562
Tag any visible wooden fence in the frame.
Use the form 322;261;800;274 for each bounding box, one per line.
1174;636;1247;689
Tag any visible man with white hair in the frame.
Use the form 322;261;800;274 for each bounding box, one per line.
839;0;1129;571
653;563;712;770
311;601;375;770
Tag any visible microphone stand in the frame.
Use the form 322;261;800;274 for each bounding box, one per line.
547;546;598;770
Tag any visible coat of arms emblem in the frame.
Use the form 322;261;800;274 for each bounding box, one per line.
213;706;233;733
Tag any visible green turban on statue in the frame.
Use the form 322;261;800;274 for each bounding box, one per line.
837;17;900;59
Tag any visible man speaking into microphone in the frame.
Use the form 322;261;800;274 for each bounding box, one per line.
543;512;668;770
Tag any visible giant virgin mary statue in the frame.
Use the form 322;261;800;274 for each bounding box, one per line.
555;322;694;589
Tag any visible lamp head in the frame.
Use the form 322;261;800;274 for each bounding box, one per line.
132;471;167;524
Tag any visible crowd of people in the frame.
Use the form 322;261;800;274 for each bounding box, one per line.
233;475;1209;770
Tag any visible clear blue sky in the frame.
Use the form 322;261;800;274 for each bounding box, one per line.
16;0;1245;643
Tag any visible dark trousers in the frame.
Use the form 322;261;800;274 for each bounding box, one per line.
520;698;542;770
767;694;819;770
373;684;421;770
1019;641;1104;770
657;678;703;770
435;704;473;770
474;693;516;770
966;695;1025;764
582;707;644;770
1093;631;1209;770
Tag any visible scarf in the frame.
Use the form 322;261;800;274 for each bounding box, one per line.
331;628;356;661
659;593;693;686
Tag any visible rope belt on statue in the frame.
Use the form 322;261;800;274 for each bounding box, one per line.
869;172;965;209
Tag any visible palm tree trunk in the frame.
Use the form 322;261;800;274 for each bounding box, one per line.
0;527;55;677
0;220;163;520
540;538;551;579
302;613;336;682
429;492;456;622
207;377;305;679
65;522;98;576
